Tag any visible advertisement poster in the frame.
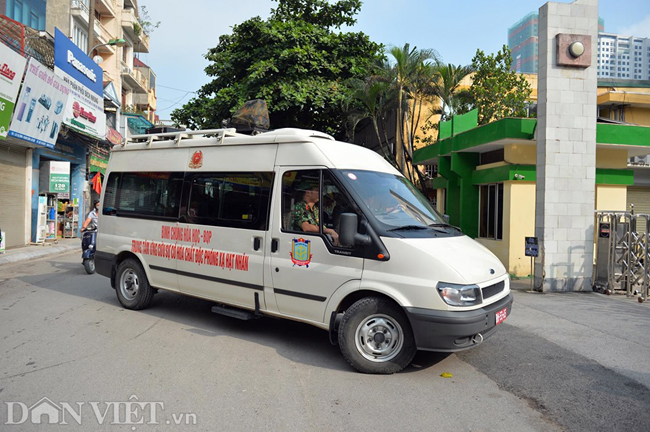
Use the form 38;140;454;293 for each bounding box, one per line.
8;58;71;148
49;161;70;193
54;28;106;140
0;43;27;139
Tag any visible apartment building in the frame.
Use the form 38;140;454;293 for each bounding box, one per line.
0;0;157;248
597;33;650;80
508;11;605;73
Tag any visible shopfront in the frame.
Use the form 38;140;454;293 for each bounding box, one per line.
0;34;29;248
0;141;31;248
30;138;86;242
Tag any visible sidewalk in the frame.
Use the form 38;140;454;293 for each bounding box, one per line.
0;237;80;266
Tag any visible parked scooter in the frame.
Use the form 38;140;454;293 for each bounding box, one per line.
82;222;97;274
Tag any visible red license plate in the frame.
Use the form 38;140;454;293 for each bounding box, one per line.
495;307;508;325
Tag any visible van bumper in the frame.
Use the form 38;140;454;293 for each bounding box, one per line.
95;251;115;279
403;293;513;352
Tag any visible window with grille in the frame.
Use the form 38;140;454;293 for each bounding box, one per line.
479;184;504;240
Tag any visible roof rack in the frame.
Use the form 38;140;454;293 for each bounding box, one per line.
128;128;239;147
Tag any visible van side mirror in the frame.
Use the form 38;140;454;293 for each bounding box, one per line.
443;214;450;223
339;213;371;248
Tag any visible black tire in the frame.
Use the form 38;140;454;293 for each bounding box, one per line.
115;258;154;310
338;297;416;374
83;258;95;274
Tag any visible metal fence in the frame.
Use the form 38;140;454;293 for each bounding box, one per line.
594;211;649;303
0;14;54;69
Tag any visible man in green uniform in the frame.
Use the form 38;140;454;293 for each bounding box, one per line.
291;181;339;245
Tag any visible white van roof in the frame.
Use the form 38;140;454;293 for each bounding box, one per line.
126;128;334;148
116;127;398;175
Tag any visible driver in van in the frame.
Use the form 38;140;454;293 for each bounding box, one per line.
291;181;340;245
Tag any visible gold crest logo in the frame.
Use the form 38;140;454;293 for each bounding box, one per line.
189;150;203;169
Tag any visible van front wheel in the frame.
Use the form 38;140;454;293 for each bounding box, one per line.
338;297;416;374
115;258;154;310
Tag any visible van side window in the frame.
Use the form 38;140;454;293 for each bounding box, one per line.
322;171;356;235
184;172;273;230
282;169;357;248
282;169;320;233
103;172;183;219
102;172;120;215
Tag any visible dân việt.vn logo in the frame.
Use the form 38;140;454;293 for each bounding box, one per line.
4;395;197;427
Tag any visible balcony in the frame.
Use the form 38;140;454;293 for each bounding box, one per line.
70;0;86;17
121;7;149;53
94;0;117;18
133;88;156;110
121;7;137;39
121;61;148;94
0;15;54;69
134;31;149;53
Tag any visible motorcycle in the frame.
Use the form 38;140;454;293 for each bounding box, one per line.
81;223;97;274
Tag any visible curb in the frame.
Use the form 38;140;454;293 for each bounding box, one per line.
0;240;80;266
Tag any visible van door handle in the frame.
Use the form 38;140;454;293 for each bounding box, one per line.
271;238;279;253
253;237;261;251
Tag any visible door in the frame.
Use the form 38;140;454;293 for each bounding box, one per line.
268;168;364;324
176;172;273;310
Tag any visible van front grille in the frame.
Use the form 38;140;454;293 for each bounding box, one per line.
482;281;505;299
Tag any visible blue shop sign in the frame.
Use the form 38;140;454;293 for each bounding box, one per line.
54;28;103;97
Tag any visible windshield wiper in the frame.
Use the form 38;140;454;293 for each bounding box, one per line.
388;225;429;232
429;223;462;232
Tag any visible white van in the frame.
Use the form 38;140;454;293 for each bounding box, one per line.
96;128;512;374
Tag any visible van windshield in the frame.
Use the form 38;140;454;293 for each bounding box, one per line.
339;170;446;228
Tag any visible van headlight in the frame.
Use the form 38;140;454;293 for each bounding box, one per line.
437;282;482;306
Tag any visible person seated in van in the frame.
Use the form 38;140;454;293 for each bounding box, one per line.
291;181;339;245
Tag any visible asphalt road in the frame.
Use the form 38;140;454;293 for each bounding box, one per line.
1;251;649;431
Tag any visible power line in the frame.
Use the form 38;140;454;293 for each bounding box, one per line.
158;92;192;112
157;84;198;93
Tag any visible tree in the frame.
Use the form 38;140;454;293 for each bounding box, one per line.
345;69;398;163
134;6;160;36
387;44;439;172
418;63;474;146
171;0;382;137
432;63;474;121
469;45;532;125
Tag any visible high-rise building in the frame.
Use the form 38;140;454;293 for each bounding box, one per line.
508;12;605;73
597;33;650;80
508;12;539;74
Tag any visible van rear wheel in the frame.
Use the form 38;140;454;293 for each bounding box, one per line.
115;258;154;310
338;297;416;374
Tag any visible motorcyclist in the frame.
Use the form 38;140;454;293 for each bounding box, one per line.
82;199;99;231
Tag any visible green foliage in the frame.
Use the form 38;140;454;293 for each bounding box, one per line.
138;6;160;35
469;45;532;125
419;63;474;146
171;0;382;136
346;45;440;183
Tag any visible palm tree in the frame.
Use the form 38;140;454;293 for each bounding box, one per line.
432;63;475;122
346;76;397;164
388;43;439;184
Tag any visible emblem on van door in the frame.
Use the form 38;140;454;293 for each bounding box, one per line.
189;150;203;169
290;238;312;267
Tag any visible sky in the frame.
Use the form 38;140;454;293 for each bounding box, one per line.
136;0;650;121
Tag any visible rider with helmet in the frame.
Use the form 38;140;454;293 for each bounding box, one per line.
82;199;100;231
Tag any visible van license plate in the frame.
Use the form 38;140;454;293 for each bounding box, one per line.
495;308;508;325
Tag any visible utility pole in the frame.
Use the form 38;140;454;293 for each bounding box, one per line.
87;0;95;55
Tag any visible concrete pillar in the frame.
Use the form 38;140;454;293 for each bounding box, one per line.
535;0;599;291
